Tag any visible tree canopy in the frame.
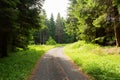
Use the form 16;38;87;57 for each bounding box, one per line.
0;0;44;57
1;0;120;57
65;0;120;46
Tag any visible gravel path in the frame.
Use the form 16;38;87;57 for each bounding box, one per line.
29;47;89;80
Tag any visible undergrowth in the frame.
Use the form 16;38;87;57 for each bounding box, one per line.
0;45;56;80
64;41;120;80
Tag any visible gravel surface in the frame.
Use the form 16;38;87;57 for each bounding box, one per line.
29;47;89;80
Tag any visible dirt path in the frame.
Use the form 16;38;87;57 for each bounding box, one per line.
29;47;89;80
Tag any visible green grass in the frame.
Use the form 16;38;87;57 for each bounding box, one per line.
64;41;120;80
0;45;56;80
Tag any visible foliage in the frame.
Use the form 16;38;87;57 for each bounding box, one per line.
93;14;107;28
49;14;56;40
33;12;72;44
0;0;45;57
55;13;64;43
66;0;119;46
33;10;49;44
65;15;78;42
0;0;20;57
66;0;98;42
64;41;120;80
46;37;56;45
0;45;56;80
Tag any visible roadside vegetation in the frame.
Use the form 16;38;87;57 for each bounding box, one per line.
64;41;120;80
0;45;57;80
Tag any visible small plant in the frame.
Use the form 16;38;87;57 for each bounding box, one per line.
46;36;56;45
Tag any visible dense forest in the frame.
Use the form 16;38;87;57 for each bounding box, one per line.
35;0;120;47
0;0;44;57
33;12;73;45
66;0;120;46
0;0;120;57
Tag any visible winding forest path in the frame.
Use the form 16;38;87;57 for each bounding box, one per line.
29;47;89;80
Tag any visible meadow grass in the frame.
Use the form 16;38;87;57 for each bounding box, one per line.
0;45;57;80
64;41;120;80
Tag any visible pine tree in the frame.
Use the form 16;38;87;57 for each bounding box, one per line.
0;0;45;57
0;0;19;57
55;13;64;43
49;13;56;40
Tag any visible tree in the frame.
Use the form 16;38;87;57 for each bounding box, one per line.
33;10;49;44
0;0;19;57
55;13;64;43
66;0;120;46
65;15;78;42
49;13;56;40
0;0;44;57
113;6;120;46
15;0;44;47
93;0;120;46
66;0;97;42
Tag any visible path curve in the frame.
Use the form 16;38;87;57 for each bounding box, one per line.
29;47;89;80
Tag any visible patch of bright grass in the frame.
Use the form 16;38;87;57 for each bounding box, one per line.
0;45;56;80
64;41;120;80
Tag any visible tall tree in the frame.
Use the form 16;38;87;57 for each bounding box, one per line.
94;0;120;46
15;0;44;48
33;10;49;44
65;15;78;42
0;0;19;57
49;13;56;40
55;13;64;43
66;0;120;46
111;0;120;46
0;0;44;57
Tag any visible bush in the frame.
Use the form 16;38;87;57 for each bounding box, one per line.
46;37;56;45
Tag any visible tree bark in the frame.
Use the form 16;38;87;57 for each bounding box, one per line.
1;32;8;57
113;6;120;47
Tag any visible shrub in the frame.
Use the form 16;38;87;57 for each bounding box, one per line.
46;37;56;45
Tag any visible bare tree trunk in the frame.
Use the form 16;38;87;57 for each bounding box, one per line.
113;6;120;47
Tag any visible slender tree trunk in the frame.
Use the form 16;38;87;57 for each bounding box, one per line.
115;26;120;46
113;6;120;47
1;32;8;57
11;37;16;52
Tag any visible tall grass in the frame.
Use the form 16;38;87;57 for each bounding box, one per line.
64;41;120;80
0;45;56;80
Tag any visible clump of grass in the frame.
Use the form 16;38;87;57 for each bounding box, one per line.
64;41;120;80
0;45;55;80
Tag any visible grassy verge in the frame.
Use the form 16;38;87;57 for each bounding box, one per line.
0;45;57;80
64;41;120;80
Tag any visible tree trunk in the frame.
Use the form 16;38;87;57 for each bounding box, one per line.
1;32;8;57
113;6;120;47
114;25;120;46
